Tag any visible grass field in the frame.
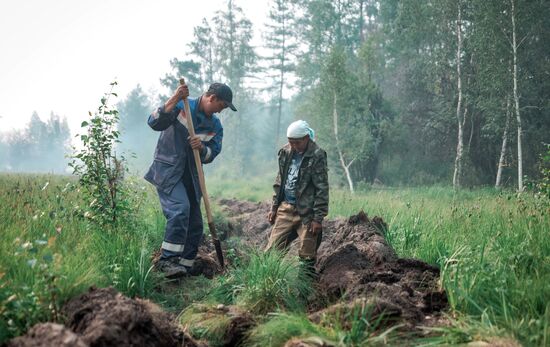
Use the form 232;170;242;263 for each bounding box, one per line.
0;173;548;346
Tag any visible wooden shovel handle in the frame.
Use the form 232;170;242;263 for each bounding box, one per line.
179;78;216;233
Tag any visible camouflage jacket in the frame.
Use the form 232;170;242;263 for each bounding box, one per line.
271;140;329;224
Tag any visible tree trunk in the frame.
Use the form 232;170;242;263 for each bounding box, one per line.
496;96;511;188
359;0;365;43
511;0;523;192
333;93;354;193
275;5;287;150
275;74;283;150
453;2;464;189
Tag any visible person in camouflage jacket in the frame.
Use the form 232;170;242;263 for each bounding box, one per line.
265;120;329;267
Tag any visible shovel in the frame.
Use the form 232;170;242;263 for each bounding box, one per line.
179;78;224;269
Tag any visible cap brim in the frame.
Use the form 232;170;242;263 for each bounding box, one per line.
226;102;237;112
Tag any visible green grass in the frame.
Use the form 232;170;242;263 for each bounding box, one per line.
207;249;313;314
1;173;548;346
247;313;334;347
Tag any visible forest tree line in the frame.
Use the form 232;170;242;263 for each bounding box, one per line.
1;0;548;190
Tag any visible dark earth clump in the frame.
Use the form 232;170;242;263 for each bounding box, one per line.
315;211;446;325
5;287;203;347
222;306;255;347
4;323;87;347
62;286;184;347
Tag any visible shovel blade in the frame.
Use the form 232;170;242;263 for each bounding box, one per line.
213;239;224;269
208;222;224;268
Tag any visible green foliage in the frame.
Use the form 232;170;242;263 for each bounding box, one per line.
263;0;299;148
1;172;549;345
247;309;396;347
208;249;313;315
0;237;63;340
160;58;204;98
298;45;390;188
69;82;133;227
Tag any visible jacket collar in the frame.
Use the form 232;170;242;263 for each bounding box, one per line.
283;139;318;158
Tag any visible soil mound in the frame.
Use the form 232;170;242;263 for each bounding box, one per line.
5;287;203;347
191;247;223;278
62;286;190;347
316;211;445;325
4;323;87;347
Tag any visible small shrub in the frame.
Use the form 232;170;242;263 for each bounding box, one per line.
69;81;133;228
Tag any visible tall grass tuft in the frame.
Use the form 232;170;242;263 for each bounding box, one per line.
209;249;313;314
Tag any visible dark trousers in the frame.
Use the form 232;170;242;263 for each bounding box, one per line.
157;170;203;266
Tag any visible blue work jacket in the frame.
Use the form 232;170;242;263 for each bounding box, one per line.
144;97;223;199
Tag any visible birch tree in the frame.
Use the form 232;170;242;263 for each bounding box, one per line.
495;96;511;188
452;1;465;189
509;0;524;191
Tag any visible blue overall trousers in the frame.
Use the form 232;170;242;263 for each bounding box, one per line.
157;163;203;268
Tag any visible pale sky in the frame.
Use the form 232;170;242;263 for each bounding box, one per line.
0;0;269;135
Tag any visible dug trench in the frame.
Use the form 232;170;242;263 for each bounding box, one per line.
4;198;447;347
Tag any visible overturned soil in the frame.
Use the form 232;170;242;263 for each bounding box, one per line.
7;198;447;347
219;199;447;328
4;323;87;347
5;287;203;347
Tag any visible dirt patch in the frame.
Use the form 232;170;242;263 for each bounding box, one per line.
62;287;179;346
218;198;272;249
5;287;203;347
191;247;223;278
315;212;446;326
4;323;87;347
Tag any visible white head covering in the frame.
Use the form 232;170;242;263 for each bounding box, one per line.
286;120;315;140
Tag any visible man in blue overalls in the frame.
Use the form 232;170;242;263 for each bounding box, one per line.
145;81;236;278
